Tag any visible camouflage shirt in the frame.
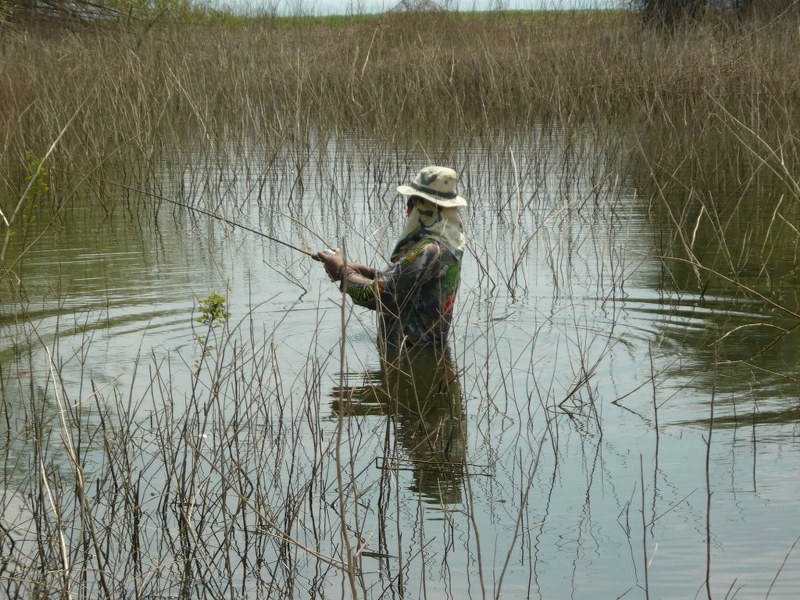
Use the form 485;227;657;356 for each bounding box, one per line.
344;239;461;348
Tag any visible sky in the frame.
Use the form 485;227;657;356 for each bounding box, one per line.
216;0;618;17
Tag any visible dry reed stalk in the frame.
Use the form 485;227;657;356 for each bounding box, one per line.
1;11;797;208
0;10;797;599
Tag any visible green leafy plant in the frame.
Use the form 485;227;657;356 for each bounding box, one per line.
197;291;230;328
194;292;230;369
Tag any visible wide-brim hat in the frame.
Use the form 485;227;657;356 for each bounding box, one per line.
397;166;468;208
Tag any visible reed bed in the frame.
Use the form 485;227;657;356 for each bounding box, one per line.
1;8;799;599
1;10;798;195
3;9;797;295
0;109;645;597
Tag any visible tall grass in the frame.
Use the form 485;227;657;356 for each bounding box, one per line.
1;9;799;599
0;10;797;199
2;10;797;296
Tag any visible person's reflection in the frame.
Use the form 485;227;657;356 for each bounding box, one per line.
331;345;466;506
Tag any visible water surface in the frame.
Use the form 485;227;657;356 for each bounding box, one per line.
1;128;798;599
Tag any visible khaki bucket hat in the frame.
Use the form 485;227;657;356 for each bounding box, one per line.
397;166;468;208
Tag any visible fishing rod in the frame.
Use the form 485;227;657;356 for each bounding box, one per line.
99;180;331;260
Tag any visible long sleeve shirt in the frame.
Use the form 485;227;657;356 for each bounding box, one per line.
340;238;461;348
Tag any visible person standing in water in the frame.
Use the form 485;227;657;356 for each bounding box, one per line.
317;165;467;352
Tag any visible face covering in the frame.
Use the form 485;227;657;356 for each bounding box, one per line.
391;198;465;262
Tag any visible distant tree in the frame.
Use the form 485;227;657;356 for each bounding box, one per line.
4;0;122;21
2;0;198;23
733;0;800;18
387;0;444;11
629;0;800;29
630;0;705;30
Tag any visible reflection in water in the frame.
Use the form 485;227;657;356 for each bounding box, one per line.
1;128;799;597
628;161;800;420
624;291;800;426
331;345;466;506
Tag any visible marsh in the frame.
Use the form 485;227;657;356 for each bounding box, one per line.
1;9;799;598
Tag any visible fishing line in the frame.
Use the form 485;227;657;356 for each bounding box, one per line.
97;179;330;260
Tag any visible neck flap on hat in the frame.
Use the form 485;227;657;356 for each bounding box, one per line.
391;199;465;262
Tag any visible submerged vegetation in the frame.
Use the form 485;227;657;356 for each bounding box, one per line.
1;5;799;598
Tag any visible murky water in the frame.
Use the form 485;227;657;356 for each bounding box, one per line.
1;128;798;598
